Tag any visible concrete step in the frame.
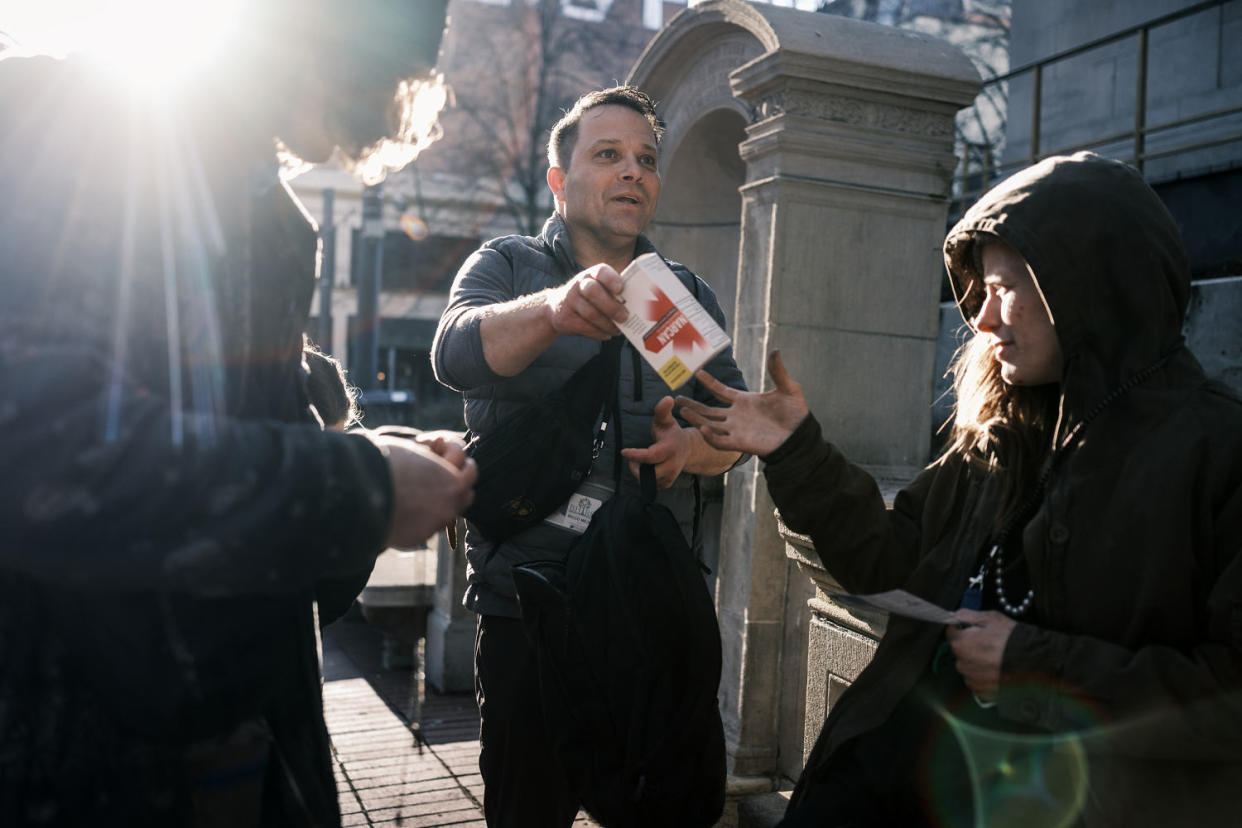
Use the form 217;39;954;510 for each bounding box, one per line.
736;790;793;828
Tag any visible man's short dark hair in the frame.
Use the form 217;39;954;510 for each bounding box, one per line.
547;86;665;171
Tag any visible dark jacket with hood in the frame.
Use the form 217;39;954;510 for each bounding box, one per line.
765;153;1242;825
0;57;392;826
432;213;747;618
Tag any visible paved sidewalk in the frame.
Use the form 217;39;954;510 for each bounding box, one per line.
323;613;601;827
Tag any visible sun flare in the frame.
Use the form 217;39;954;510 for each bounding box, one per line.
3;0;243;95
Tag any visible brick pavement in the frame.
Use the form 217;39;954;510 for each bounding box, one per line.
322;613;601;827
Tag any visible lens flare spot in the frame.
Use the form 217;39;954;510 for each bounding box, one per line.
920;690;1095;828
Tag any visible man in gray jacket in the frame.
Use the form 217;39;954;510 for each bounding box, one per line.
431;86;747;827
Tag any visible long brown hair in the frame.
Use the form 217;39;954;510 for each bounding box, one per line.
936;331;1061;534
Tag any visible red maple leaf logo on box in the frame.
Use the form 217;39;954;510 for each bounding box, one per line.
641;286;706;354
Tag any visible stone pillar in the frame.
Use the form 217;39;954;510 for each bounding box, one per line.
727;9;978;777
628;3;773;784
425;517;475;693
629;0;980;786
781;524;887;764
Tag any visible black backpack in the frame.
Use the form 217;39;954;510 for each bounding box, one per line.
463;337;622;544
512;464;727;828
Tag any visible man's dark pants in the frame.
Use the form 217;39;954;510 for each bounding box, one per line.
475;614;580;828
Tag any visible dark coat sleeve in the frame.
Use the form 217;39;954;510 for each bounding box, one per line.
315;566;378;628
762;413;934;594
1;345;394;597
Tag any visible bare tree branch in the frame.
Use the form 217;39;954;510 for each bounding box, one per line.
431;0;650;236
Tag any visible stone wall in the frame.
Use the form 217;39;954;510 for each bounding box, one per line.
1004;0;1242;182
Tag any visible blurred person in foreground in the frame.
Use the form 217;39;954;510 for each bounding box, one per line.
0;2;476;825
431;85;747;827
678;152;1242;826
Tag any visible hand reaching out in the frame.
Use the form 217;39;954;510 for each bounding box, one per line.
411;429;470;471
620;396;692;488
675;349;810;458
478;263;629;377
372;433;477;549
371;425;470;471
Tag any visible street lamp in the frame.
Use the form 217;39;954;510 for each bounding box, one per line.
354;182;385;391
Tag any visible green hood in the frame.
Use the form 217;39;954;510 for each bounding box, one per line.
943;152;1189;426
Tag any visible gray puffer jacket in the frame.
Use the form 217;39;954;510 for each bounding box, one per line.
432;213;748;617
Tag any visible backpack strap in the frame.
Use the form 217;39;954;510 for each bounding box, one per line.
691;475;702;555
598;334;624;373
640;463;658;504
609;349;625;494
595;336;624;458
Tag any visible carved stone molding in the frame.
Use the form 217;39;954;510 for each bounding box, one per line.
751;89;955;139
781;519;888;640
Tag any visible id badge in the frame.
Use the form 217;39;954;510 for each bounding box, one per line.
543;480;613;535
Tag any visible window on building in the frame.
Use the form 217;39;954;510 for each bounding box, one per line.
346;317;465;430
384;346;464;430
350;229;482;294
562;0;615;23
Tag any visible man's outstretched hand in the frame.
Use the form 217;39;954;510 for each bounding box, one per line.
620;396;692;488
479;263;629;377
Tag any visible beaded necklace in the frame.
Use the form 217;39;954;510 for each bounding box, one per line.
963;354;1173;617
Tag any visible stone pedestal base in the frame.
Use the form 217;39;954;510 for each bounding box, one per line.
425;608;475;693
424;517;476;694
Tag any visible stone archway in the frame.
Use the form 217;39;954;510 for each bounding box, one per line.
648;107;748;329
630;4;772;330
645;106;749;644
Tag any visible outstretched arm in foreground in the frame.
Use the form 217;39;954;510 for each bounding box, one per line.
373;430;476;549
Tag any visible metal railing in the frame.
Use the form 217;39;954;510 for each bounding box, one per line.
952;0;1242;214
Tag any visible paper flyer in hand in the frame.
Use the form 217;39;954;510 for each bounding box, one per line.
616;252;731;390
832;589;973;627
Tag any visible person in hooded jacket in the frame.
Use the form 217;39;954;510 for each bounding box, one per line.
0;3;476;826
676;152;1242;827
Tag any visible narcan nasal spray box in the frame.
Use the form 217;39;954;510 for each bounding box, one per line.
616;253;730;390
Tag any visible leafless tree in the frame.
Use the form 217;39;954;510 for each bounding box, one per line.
948;3;1012;202
431;0;651;236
